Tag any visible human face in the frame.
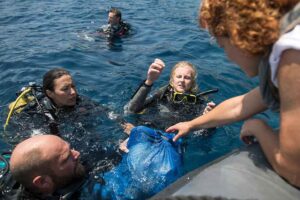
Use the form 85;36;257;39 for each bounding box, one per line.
171;66;194;93
46;75;77;107
48;139;86;189
216;37;261;77
108;12;120;25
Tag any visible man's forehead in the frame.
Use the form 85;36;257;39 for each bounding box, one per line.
56;142;71;164
109;12;118;18
42;138;68;157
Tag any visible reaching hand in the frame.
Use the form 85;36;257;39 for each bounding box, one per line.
145;58;165;85
203;101;216;115
166;122;192;142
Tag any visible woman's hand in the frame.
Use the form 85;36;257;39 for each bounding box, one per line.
203;101;216;115
240;118;267;144
166;122;192;142
145;58;165;85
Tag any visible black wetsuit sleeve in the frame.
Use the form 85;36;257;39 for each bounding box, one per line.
120;21;131;35
126;83;168;114
126;81;152;113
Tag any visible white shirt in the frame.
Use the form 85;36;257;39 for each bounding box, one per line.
269;25;300;87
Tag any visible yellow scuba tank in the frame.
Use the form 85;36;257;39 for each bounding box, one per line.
4;83;39;130
8;88;34;114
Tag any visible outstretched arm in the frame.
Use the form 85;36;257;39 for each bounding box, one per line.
241;49;300;187
126;59;165;113
167;87;267;141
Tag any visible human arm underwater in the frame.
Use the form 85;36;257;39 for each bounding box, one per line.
241;49;300;187
126;59;165;113
166;87;268;141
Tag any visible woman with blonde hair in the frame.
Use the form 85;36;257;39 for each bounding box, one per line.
126;58;216;129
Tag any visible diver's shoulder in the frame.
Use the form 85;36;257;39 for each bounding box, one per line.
121;20;130;27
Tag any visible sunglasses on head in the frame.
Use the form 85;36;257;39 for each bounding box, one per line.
172;92;197;104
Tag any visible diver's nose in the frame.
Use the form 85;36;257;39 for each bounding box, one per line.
71;149;80;160
70;87;76;96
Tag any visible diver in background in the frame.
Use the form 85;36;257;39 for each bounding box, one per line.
125;58;217;130
97;8;131;38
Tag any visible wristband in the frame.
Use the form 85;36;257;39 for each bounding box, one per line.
143;80;153;87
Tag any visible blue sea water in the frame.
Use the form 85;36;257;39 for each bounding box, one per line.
0;0;279;197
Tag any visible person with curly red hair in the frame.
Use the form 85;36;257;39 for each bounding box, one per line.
167;0;300;187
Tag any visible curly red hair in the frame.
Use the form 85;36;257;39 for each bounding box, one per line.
199;0;298;55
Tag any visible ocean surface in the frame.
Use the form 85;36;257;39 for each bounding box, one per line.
0;0;279;197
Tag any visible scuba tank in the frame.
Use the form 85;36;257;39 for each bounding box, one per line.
5;82;41;130
0;150;21;200
4;82;59;135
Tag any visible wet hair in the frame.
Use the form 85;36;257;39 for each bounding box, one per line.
169;61;199;93
43;68;71;95
109;7;122;20
199;0;298;55
10;147;52;189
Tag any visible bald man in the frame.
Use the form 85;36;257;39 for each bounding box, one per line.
9;135;86;198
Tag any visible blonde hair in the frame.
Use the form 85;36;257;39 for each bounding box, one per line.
169;61;199;93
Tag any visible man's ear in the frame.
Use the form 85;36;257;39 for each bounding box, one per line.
32;175;53;192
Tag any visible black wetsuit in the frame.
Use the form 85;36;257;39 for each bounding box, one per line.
126;82;207;130
0;173;100;200
7;95;106;138
97;21;130;38
5;93;122;174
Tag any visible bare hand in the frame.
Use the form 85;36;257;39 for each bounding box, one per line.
119;138;129;153
166;122;192;142
203;101;216;115
145;58;165;85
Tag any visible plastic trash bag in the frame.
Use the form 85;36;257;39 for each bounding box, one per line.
98;126;183;200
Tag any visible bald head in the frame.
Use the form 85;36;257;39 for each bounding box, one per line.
10;135;85;194
10;135;66;189
11;135;61;162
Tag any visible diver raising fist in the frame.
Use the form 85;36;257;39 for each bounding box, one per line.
145;58;165;86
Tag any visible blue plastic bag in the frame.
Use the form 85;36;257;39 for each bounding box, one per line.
99;126;183;200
